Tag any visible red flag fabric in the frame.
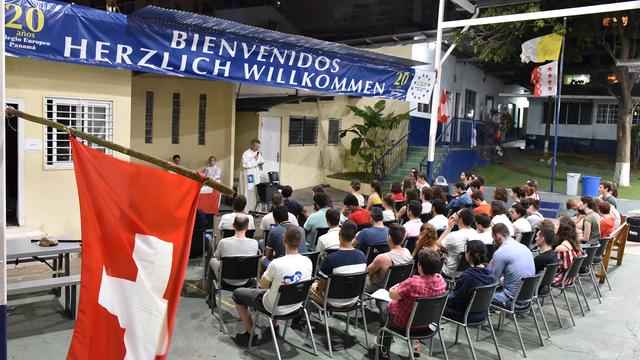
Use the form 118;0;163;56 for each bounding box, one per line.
67;137;201;359
437;88;449;124
531;61;558;97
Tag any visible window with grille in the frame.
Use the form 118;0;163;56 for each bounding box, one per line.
417;103;431;113
144;91;153;144
328;118;341;145
171;93;180;144
543;101;593;125
45;97;113;169
289;116;318;146
464;89;477;119
595;103;640;124
198;94;207;145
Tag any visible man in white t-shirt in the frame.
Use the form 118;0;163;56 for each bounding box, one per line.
490;200;514;236
440;208;478;278
509;203;532;242
403;201;423;237
427;198;449;231
232;227;312;346
260;192;298;230
316;208;341;257
218;195;255;231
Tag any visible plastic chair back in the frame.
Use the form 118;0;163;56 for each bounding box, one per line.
222;229;235;238
385;262;414;290
538;262;561;295
562;254;587;287
326;272;367;300
467;283;500;319
220;255;261;280
366;244;390;265
594;237;611;261
408;293;449;331
302;251;320;276
580;244;600;272
519;231;535;248
420;213;433;223
404;236;419;254
515;273;543;302
276;278;314;307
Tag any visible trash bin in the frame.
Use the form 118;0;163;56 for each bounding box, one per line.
566;173;581;196
581;175;601;197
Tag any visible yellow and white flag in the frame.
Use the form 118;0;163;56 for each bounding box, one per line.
520;34;563;63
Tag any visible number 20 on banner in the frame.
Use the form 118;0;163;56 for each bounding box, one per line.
5;1;45;33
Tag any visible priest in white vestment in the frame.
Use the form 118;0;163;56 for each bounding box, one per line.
239;139;265;212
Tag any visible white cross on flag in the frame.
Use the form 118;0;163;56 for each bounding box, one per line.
67;137;202;359
404;69;436;103
531;61;558;97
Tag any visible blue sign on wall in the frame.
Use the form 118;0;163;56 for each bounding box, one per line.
4;0;435;101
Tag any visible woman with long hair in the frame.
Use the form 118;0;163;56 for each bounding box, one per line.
382;194;397;222
366;180;383;210
413;223;446;258
553;217;582;286
397;188;420;223
402;176;415;195
432;186;448;203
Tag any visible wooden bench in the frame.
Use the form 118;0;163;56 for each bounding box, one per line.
8;275;80;319
600;223;629;283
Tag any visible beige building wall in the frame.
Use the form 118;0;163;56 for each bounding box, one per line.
6;58;132;238
234;111;260;183
130;75;235;186
250;96;409;190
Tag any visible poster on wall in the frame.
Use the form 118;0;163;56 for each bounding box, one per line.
4;0;435;102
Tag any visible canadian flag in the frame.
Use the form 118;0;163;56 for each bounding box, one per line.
67;137;201;359
437;88;449;124
532;61;558;97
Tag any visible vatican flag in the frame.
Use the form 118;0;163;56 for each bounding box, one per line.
520;34;563;63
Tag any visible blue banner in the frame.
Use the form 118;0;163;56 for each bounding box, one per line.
4;0;434;101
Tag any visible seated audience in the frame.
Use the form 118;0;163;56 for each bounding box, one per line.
316;209;341;257
208;215;260;308
304;192;332;248
366;180;384;210
366;224;413;292
490;200;515;236
526;179;540;201
346;194;371;226
448;182;473;210
382;194;397;222
260;192;298;231
553;218;582;286
490;223;535;308
596;200;616;238
413;223;446;258
262;206;306;268
312;185;334;208
599;180;618;208
218;195;256;231
565;198;579;217
522;198;544;229
420;187;433;215
310;221;367;306
402;176;415;195
376;250;446;359
443;240;495;323
472;190;491;216
428;198;449;231
509;203;533;242
282;185;306;223
232;227;312;346
354;207;389;255
390;181;404;202
440;208;478;278
416;173;430;189
534;227;558;273
403;201;424;238
349;179;366;208
397;188;419;222
493;187;509;207
475;213;494;245
578;196;601;245
511;186;525;204
431;186;449;203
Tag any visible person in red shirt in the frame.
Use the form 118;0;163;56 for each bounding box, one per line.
390;181;405;202
376;250;446;359
472;190;491;216
345;194;371;226
597;200;616;238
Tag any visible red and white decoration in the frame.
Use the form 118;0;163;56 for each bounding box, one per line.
531;61;558;97
437;88;449;124
67;137;201;360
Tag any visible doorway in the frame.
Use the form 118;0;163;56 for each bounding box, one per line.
259;116;281;175
6;101;22;226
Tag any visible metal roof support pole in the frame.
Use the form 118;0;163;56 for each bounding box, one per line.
1;2;7;358
440;9;480;67
427;0;447;180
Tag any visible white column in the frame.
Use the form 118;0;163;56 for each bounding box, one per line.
427;0;446;163
1;0;8;353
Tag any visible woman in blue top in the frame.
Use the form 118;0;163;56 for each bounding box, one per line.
443;240;495;323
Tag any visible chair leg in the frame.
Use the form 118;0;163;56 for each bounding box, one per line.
530;307;544;346
590;271;602;303
218;289;224;332
323;311;333;357
600;263;612;291
464;326;478;360
512;314;527;358
408;339;415;360
577;278;591;312
476;324;481;341
429;337;434;357
249;312;259;349
537;298;551;339
549;294;564;328
454;324;460;344
361;304;370;349
438;329;449;360
282;320;290;338
573;284;586;316
487;316;501;360
268;319;283;360
562;290;576;326
346;311;350;334
304;309;318;356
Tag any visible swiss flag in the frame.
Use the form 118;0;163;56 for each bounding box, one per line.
437;88;449;124
67;137;202;359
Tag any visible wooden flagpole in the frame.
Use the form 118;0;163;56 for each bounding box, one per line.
4;107;234;195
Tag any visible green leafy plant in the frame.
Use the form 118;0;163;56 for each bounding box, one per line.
339;100;411;177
